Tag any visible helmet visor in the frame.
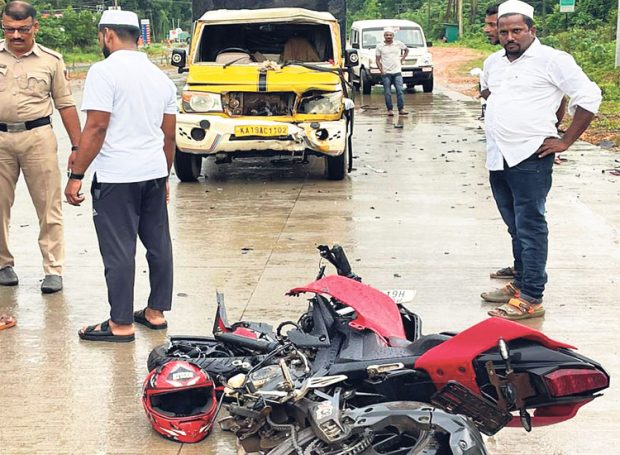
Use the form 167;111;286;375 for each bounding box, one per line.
150;386;215;418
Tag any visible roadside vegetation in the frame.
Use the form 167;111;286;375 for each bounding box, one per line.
2;0;616;145
349;0;619;147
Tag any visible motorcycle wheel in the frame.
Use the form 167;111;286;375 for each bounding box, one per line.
146;340;234;372
269;425;444;455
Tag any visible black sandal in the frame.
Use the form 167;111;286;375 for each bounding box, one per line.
134;308;168;330
78;320;135;343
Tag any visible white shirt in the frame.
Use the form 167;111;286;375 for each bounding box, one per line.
81;50;178;183
376;40;407;74
482;39;601;170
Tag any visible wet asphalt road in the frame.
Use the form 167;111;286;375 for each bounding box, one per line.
0;80;619;454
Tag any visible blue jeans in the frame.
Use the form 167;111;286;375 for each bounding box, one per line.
381;73;405;111
489;153;554;301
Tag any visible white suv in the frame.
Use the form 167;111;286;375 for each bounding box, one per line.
349;19;433;94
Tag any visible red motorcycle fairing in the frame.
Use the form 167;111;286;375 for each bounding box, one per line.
505;399;593;427
415;317;575;394
288;275;407;340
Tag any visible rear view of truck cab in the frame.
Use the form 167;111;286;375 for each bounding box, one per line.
350;19;433;95
171;8;358;181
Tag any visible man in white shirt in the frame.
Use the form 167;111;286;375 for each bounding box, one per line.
375;28;409;116
64;10;177;342
480;0;601;320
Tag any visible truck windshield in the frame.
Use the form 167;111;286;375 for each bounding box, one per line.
362;27;424;48
196;22;334;64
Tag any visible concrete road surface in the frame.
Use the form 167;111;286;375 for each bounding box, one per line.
0;81;618;454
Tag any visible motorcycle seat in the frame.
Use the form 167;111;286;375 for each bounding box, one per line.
394;334;451;356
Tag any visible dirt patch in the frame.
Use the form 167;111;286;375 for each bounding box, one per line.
431;47;487;98
430;46;618;150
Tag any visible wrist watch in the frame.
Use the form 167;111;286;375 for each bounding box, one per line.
68;172;84;180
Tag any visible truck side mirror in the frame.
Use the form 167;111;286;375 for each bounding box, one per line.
171;48;188;73
345;49;359;67
426;41;433;47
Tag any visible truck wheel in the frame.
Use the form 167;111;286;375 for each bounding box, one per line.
361;68;372;95
422;76;434;93
325;129;349;180
174;149;202;182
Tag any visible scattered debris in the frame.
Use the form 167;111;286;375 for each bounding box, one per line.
364;164;386;173
599;140;616;149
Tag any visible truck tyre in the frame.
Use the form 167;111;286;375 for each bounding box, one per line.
422;76;434;93
325;126;350;180
361;68;372;95
174;149;202;182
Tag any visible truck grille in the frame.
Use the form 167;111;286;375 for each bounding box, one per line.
223;92;296;117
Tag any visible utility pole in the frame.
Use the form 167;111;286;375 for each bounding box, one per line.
616;0;620;67
458;0;463;37
541;0;546;36
427;0;431;33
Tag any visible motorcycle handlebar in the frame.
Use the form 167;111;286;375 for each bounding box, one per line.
317;244;361;281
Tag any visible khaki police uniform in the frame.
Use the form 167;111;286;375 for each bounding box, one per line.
0;40;75;276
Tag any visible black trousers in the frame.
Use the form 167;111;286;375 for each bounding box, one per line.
92;176;173;325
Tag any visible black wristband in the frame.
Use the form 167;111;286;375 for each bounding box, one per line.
69;172;84;180
71;145;79;151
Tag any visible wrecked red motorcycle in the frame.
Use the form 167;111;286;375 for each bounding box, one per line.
145;245;609;453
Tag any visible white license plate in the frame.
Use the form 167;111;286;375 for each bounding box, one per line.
402;71;413;77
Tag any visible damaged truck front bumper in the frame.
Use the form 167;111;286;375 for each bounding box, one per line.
176;114;348;158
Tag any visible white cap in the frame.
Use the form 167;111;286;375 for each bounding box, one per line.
99;10;140;29
498;0;534;19
383;27;395;34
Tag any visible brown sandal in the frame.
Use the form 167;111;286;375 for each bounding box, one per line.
0;314;16;331
489;298;545;320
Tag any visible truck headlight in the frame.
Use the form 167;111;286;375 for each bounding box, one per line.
298;91;343;115
182;91;223;113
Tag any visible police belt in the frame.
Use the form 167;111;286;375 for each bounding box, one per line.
0;116;51;133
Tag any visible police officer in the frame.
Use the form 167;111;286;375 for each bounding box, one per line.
65;10;176;342
0;1;81;293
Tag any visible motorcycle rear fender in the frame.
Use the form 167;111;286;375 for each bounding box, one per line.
414;318;574;394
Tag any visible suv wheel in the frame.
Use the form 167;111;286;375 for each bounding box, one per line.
422;76;434;93
361;68;372;95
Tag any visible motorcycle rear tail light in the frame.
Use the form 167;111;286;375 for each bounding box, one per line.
544;368;608;397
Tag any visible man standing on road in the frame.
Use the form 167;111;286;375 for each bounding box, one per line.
64;10;177;342
376;28;409;116
480;0;601;320
0;1;81;293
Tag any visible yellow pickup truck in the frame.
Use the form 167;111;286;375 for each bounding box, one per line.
171;6;358;181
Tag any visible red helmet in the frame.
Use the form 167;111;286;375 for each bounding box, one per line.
142;360;218;443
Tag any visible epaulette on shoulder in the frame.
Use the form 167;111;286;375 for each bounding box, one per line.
38;44;63;60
